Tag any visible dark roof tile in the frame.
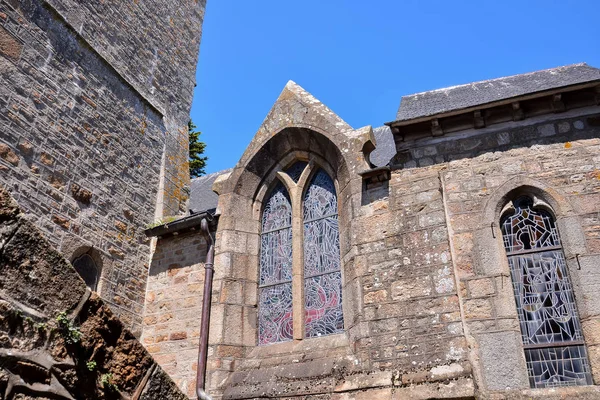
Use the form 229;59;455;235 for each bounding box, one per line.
370;126;395;167
188;169;232;213
394;63;600;122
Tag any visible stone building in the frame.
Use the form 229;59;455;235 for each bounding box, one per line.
2;1;600;399
144;63;600;399
0;0;204;397
0;0;205;336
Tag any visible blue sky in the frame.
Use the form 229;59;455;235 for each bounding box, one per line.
191;0;600;174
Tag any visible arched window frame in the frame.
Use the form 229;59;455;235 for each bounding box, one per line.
70;246;103;293
500;194;593;388
258;159;344;345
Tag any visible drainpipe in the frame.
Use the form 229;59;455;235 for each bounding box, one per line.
197;217;214;400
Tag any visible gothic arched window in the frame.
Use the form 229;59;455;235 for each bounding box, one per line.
258;162;343;345
501;196;592;388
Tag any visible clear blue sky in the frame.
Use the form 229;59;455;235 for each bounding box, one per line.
191;0;600;174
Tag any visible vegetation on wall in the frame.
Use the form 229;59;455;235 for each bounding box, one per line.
189;120;208;178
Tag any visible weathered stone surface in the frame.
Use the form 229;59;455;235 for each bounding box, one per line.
0;0;206;337
144;62;600;400
0;25;21;60
0;211;85;316
0;188;185;399
140;366;188;400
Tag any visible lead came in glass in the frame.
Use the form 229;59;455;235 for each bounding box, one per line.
259;182;293;344
303;170;343;338
501;196;592;388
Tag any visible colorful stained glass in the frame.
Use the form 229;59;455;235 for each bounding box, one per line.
285;161;308;183
305;272;343;338
260;229;292;286
501;196;592;388
303;170;338;221
258;283;293;345
303;169;343;337
259;182;293;344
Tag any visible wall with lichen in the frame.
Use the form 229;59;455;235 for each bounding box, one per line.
0;187;187;399
195;84;600;399
0;0;205;335
42;0;206;216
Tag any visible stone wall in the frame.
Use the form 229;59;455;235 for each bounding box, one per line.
427;110;600;397
0;0;205;335
140;79;600;398
192;83;475;399
142;231;209;398
0;187;186;399
43;0;206;216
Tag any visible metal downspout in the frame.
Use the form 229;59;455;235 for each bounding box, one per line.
197;217;214;400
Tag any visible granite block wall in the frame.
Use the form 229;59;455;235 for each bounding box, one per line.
393;108;600;398
0;187;187;399
142;231;209;398
0;0;205;336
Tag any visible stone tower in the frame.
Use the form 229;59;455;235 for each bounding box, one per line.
0;0;206;336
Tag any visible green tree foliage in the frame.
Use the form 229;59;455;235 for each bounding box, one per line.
188;120;208;178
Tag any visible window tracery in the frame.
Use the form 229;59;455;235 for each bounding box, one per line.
501;196;592;388
258;162;343;344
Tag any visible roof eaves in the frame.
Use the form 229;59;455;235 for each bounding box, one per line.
144;209;217;238
386;79;600;127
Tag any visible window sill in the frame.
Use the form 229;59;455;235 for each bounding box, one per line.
249;333;349;358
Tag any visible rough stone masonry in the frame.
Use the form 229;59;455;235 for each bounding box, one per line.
0;187;187;398
0;0;206;336
144;65;600;400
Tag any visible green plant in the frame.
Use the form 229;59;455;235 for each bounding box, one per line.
34;322;47;331
101;373;117;391
188;119;207;178
145;215;179;229
56;311;82;344
86;360;97;371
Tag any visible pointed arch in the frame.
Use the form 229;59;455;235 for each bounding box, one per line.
483;175;575;224
500;195;592;388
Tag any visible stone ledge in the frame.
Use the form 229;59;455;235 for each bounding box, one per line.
223;357;473;400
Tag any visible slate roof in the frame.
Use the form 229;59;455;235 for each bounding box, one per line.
188;169;232;214
370;126;395;167
394;63;600;123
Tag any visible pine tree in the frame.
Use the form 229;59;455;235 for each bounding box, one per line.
188;120;208;178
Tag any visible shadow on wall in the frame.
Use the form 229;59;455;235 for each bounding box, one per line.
0;188;186;399
149;233;208;277
70;246;103;292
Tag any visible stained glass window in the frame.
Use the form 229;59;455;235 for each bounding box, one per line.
501;196;592;388
258;182;293;344
258;164;344;345
303;170;343;338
